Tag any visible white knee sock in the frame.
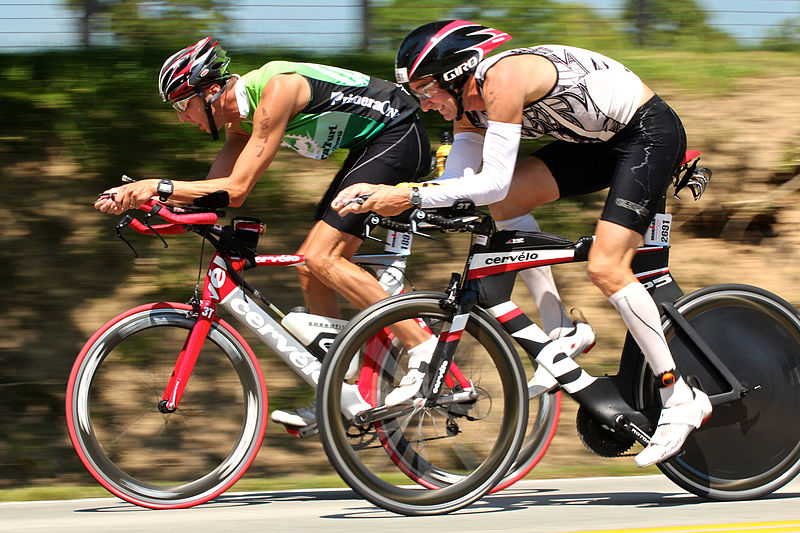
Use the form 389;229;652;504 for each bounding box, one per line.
609;282;674;374
609;282;692;405
496;214;572;337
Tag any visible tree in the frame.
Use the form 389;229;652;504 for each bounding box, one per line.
368;0;569;52
622;0;709;47
65;0;229;48
762;16;800;51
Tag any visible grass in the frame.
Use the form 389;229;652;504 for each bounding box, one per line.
0;463;660;503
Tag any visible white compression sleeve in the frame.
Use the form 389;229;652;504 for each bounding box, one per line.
421;121;521;208
496;214;573;337
610;283;694;405
432;131;485;182
609;282;676;375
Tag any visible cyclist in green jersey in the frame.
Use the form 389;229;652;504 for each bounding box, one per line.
93;36;433;430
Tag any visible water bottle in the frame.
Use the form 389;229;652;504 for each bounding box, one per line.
281;309;362;378
434;131;453;178
281;307;347;360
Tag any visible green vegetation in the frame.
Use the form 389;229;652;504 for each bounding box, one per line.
0;464;660;502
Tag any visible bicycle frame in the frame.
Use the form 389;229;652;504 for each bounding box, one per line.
418;212;748;446
159;229;413;413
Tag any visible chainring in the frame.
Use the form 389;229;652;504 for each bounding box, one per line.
576;405;635;458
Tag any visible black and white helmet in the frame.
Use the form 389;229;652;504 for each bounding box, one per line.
158;36;231;102
395;20;511;93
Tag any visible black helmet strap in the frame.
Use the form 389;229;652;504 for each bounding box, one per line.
436;74;470;122
201;78;230;141
204;101;219;141
442;87;464;121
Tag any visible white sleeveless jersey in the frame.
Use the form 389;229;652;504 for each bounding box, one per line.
465;45;644;143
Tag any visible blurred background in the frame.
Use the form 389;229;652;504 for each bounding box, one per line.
1;0;799;498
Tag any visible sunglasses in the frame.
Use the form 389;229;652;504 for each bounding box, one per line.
410;80;437;100
171;93;198;112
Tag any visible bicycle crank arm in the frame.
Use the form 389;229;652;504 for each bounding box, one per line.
430;388;479;406
615;414;651;446
352;402;420;425
352;390;478;426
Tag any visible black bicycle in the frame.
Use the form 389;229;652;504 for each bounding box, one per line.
316;152;800;515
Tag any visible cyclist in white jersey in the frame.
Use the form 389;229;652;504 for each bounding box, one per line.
333;20;712;467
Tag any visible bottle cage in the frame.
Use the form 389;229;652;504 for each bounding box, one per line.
673;157;712;201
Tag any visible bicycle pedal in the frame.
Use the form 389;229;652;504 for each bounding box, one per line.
280;422;319;439
298;423;319;439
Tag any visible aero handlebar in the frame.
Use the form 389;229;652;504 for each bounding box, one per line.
125;200;220;235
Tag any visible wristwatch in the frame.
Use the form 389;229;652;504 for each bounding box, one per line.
409;186;422;208
157;179;173;202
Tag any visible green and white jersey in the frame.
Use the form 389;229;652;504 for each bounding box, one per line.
234;61;418;159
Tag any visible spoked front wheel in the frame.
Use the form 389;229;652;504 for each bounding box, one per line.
638;284;800;500
317;292;529;515
66;303;268;509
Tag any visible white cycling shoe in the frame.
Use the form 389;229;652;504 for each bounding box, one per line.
528;322;596;399
385;336;438;406
271;383;372;429
635;386;713;468
271;401;317;428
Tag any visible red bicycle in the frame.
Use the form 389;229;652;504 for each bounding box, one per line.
66;200;557;509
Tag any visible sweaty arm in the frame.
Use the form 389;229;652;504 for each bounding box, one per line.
157;74;309;208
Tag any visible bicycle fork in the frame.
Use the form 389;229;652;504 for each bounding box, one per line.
353;290;479;426
159;299;217;413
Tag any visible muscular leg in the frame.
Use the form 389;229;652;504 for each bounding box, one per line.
588;220;683;378
588;220;708;467
295;221;349;318
274;119;434;427
297;220;432;349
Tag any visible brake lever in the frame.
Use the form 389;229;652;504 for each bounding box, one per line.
362;214;384;243
409;210;437;240
142;204;169;249
115;215;139;258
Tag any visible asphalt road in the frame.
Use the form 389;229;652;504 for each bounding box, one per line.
3;475;800;532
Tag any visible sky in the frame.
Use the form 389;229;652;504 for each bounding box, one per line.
0;0;797;51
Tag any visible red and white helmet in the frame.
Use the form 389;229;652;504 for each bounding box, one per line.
158;36;231;102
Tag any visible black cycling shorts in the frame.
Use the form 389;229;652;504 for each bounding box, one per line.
315;116;431;237
536;95;687;235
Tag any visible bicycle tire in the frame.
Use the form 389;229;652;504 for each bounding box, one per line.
350;291;560;494
316;292;529;515
66;303;268;509
636;284;800;500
